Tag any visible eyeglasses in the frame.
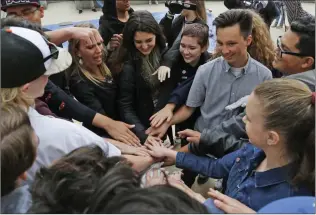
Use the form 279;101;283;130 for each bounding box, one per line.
276;36;309;58
42;37;59;63
6;7;39;18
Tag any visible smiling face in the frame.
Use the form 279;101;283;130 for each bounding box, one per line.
77;42;104;67
272;29;314;75
134;31;156;56
216;24;252;67
180;35;205;66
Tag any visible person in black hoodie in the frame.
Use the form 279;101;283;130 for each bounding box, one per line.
150;23;210;139
117;11;168;144
99;0;133;50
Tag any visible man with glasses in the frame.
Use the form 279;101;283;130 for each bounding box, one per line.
1;0;141;146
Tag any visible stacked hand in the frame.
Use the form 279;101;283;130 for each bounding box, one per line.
106;120;141;146
146;121;170;138
145;139;176;166
178;129;201;144
150;106;173;128
207;188;256;213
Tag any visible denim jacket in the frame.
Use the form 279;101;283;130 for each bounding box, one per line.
176;144;312;211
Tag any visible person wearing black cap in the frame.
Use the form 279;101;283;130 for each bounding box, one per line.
1;0;141;146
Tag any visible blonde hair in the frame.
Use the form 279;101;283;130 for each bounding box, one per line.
211;9;276;70
1;87;34;109
68;22;112;86
254;79;315;191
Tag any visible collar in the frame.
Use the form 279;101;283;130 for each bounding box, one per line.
222;53;252;74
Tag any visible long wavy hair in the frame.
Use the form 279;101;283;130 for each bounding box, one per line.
211;9;276;69
68;23;112;86
113;10;166;73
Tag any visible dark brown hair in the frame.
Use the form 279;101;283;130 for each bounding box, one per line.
1;104;36;196
181;23;209;48
213;9;253;38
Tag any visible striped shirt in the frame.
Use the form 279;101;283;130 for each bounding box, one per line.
283;0;313;24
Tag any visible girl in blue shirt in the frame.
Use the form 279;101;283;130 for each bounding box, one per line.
146;78;315;213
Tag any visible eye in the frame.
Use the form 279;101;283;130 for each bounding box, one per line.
189;47;197;50
228;43;235;47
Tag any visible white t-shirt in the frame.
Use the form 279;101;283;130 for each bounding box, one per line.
26;107;121;184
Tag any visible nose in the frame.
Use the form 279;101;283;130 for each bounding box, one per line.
222;46;230;55
95;44;102;53
141;43;148;51
183;48;190;55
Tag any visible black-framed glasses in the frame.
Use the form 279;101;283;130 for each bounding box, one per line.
276;36;309;58
6;7;39;17
42;37;59;63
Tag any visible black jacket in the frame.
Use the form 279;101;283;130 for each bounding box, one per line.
156;51;210;111
118;59;158;143
99;0;134;46
69;69;118;137
159;14;205;48
40;80;96;125
224;0;279;28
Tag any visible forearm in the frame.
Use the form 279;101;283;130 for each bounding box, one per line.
169;105;194;125
45;27;75;45
92;113;113;131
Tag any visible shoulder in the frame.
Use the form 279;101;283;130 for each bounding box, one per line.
249;57;271;74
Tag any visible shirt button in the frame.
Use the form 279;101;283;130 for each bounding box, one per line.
236;157;240;162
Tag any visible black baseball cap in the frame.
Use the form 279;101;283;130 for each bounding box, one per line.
1;26;72;88
1;0;41;11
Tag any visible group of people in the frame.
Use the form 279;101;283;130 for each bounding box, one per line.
1;0;315;214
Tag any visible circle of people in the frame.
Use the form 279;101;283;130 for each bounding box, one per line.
1;0;315;214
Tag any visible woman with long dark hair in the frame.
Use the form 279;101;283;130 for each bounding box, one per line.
117;10;167;144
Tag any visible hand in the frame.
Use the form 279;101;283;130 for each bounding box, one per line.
152;66;171;82
150;105;174;128
145;122;170;138
178;129;201;144
69;27;103;46
144;168;167;187
144;135;163;147
105;120;141;147
208;188;256;214
123;154;155;172
107;34;123;51
146;140;176;162
225;95;249;111
122;145;151;157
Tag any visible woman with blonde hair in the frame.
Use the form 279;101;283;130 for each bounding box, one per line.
211;9;276;72
160;0;207;48
68;22;135;139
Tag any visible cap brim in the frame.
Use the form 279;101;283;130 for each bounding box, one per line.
44;47;72;76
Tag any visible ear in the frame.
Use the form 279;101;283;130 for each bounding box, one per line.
21;83;30;93
39;6;45;18
267;130;280;146
246;35;253;47
301;57;314;70
18;172;27;181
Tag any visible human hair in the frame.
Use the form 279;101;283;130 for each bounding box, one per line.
68;22;112;85
211;9;275;69
253;79;315;191
213;9;253;38
115;10;166;70
190;0;207;23
1;104;36;196
1;87;34;108
290;15;315;69
0;16;43;33
93;185;209;213
181;23;209;48
29;145;130;213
